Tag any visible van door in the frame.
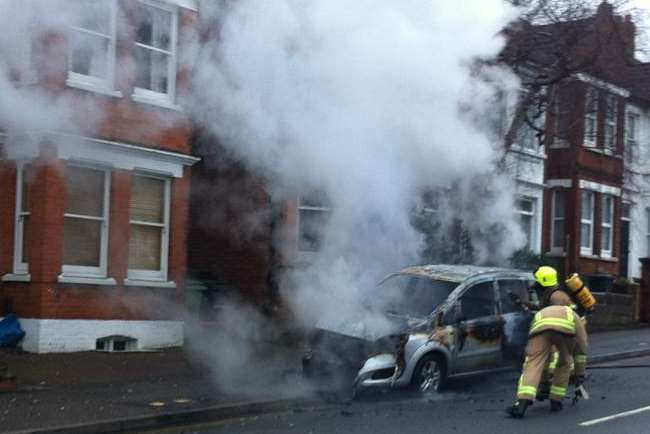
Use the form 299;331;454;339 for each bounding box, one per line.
452;281;504;373
496;279;533;362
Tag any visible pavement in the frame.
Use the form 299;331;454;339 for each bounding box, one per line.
0;326;649;434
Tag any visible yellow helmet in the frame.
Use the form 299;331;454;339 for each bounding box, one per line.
534;266;558;287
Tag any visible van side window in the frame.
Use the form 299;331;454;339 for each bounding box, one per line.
459;281;496;320
497;279;527;313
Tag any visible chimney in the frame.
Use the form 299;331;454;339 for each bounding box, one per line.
622;14;636;59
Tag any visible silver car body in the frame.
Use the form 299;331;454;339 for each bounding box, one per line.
347;265;536;392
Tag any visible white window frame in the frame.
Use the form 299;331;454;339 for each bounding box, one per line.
604;94;618;152
13;162;30;275
516;196;536;249
584;87;598;147
601;194;614;258
297;195;330;254
625;110;640;165
580;190;595;256
551;190;565;252
646;207;650;258
66;0;119;95
127;174;171;282
61;165;111;278
132;0;178;107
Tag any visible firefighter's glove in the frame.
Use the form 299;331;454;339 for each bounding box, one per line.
575;375;585;387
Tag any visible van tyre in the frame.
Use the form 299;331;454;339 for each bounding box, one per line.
412;353;446;394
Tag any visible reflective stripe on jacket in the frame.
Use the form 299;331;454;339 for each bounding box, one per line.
529;305;576;336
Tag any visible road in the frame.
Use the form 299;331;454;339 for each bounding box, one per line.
136;356;650;434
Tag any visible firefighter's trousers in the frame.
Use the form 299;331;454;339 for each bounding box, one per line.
517;331;574;401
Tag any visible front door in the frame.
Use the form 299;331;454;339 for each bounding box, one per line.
453;281;504;373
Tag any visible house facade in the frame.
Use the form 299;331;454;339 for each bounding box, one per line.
503;2;650;285
0;0;199;352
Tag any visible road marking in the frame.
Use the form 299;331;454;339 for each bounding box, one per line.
579;405;650;426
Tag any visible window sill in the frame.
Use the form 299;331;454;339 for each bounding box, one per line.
66;77;123;98
132;92;183;111
545;251;565;257
1;273;31;282
599;256;619;263
124;279;176;288
579;254;599;260
584;146;621;158
57;275;117;286
549;140;570;149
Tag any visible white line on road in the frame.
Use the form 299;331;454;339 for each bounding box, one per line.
579;405;650;427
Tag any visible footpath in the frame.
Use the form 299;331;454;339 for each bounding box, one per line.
1;327;649;434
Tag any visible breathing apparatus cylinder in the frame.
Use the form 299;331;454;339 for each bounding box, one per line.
565;273;596;312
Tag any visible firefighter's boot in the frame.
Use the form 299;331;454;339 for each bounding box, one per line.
550;399;563;412
536;381;550;401
506;399;532;419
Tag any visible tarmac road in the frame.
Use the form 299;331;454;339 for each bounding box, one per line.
137;355;650;434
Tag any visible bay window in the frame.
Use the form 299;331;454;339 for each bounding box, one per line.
128;174;171;281
62;165;111;278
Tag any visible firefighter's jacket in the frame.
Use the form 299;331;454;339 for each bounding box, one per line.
529;305;588;376
541;286;573;307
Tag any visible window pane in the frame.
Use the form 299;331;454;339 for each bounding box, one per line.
70;32;109;78
602;196;613;224
460;282;495;320
298;209;328;252
64;218;101;266
581;222;591;248
581;191;593;219
602;227;612;252
498;280;526;314
553;192;565;218
520;214;532;248
553;219;564;248
128;224;162;270
65;166;105;217
136;4;171;50
518;198;533;213
130;176;165;223
76;0;111;34
135;47;169;93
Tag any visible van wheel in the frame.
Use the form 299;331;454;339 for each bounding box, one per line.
412;353;446;393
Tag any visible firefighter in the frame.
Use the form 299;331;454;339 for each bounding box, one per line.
506;304;588;419
534;266;573;308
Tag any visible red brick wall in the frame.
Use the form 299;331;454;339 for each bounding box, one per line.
0;161;16;276
0;153;191;320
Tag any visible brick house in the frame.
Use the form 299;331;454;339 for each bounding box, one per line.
504;2;650;282
0;0;199;352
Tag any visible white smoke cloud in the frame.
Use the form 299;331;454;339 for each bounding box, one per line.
193;0;525;329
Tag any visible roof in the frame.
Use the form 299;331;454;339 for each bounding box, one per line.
398;264;529;283
621;63;650;102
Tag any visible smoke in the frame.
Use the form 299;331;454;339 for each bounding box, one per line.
0;0;528;397
192;0;525;332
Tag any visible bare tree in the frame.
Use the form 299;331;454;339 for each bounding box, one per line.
501;0;647;146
